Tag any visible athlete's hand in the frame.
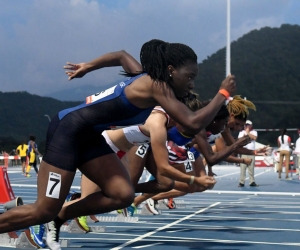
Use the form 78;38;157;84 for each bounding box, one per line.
235;135;251;147
257;146;269;154
220;75;236;96
64;62;89;80
194;175;216;188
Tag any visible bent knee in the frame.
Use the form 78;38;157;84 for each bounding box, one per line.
105;186;135;208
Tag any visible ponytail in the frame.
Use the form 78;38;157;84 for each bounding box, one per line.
281;128;287;143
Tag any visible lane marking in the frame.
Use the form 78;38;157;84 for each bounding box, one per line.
111;202;220;250
215;171;240;179
132;242;162;248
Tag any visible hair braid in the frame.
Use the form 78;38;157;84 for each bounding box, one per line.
227;95;256;120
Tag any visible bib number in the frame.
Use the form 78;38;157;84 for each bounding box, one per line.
135;144;149;158
184;161;193;173
46;172;61;199
187;151;195;162
86;85;116;104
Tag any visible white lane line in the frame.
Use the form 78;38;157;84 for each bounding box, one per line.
214;171;240;179
166;228;190;233
132;242;162;249
212;167;270;180
61;236;300;247
111;202;220;250
204;190;300;196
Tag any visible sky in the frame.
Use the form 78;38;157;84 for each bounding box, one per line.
1;0;300;96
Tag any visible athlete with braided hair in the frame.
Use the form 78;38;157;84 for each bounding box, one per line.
141;96;264;211
0;39;236;250
213;96;267;179
128;99;252;214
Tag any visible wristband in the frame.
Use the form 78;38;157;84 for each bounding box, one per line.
219;89;230;99
189;176;195;185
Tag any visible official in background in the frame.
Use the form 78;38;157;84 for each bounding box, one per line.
238;120;258;187
277;128;292;180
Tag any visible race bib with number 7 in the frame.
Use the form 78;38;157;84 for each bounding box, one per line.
46;172;61;199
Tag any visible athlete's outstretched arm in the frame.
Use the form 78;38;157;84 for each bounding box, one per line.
64;50;142;80
214;136;252;164
193;130;250;167
153;75;236;135
221;128;267;155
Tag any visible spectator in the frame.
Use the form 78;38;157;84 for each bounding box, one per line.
26;135;42;177
16;141;28;175
293;129;300;175
238;120;259;187
277;128;292;180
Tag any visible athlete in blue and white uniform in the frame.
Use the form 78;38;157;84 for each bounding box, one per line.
0;42;237;250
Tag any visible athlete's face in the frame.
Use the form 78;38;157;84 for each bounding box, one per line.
227;115;245;132
168;62;198;99
207;118;228;134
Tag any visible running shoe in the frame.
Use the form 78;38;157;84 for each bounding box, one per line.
249;182;259;187
46;221;61;250
26;174;31;177
126;204;137;217
116;209;123;214
29;224;46;248
117;208;128;217
167;198;176;209
65;191;81;202
74;216;90;232
145;198;159;215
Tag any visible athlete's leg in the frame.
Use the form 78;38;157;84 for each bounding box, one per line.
133;193;156;207
124;145;148;188
57;153;134;221
63;151;130;208
0;161;75;233
135;150;174;193
152;189;187;200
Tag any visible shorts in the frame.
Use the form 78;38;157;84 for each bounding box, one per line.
42;114;114;172
20;156;27;163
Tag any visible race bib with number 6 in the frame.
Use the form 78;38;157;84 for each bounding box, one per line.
46;172;61;199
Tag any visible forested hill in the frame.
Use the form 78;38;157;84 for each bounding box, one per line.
0;91;80;152
194;24;300;144
1;24;300;152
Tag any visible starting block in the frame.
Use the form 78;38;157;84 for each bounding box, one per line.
0;230;68;249
91;214;139;223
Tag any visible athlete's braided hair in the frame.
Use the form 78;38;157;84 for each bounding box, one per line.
227;95;256;120
140;39;197;87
